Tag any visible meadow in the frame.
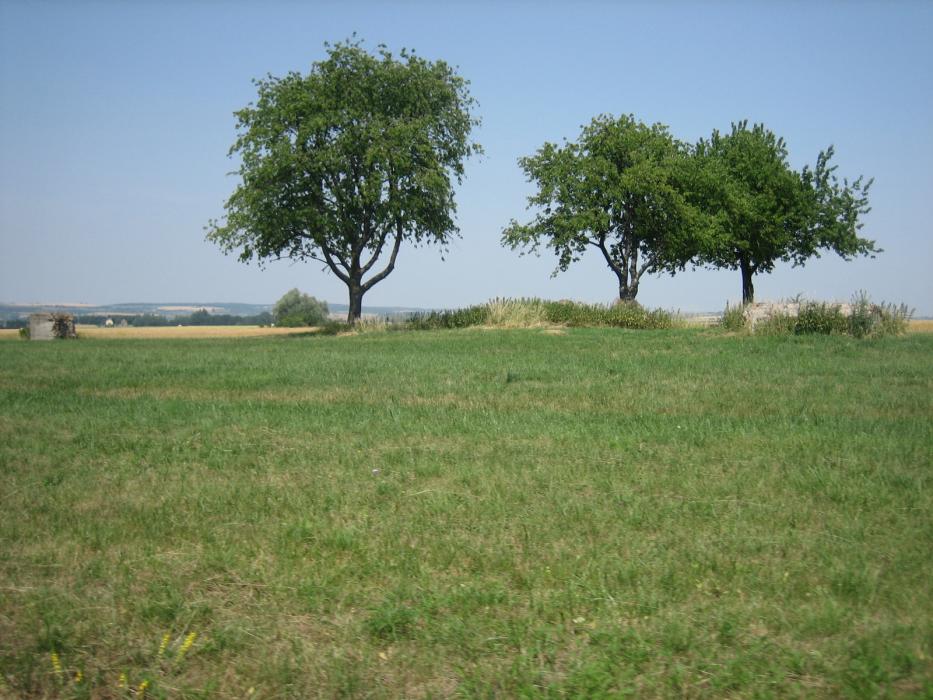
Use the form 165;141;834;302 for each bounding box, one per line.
0;328;930;698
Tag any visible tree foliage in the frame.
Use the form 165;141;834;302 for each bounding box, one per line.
694;121;876;303
502;114;705;301
206;39;480;322
273;288;329;327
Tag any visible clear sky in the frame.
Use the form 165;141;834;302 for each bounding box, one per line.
1;0;931;313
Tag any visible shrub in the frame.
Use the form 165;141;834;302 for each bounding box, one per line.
874;302;912;336
18;326;30;340
486;297;548;327
601;300;674;329
848;292;874;339
351;317;390;334
315;320;351;335
275;313;309;328
744;293;913;338
795;302;849;335
406;298;675;331
719;302;747;332
406;305;488;330
543;299;674;329
848;291;912;338
755;312;797;336
273;289;329;326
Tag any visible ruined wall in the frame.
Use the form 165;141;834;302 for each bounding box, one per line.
29;313;76;340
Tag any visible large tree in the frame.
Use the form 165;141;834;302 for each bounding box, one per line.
502;114;705;301
207;40;480;322
694;121;876;304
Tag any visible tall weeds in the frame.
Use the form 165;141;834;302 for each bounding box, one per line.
719;292;913;337
406;298;675;331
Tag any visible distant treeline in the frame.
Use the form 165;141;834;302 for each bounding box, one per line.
1;310;274;328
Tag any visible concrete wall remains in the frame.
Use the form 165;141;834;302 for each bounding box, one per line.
743;302;854;330
29;313;77;340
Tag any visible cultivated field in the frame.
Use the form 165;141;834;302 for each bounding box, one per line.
0;329;930;698
908;318;933;333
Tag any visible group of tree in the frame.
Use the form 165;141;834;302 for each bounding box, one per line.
503;117;875;305
208;40;876;320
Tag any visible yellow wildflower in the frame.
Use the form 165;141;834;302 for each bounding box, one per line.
157;632;171;660
50;651;62;676
138;678;150;696
118;672;128;689
176;631;197;661
73;669;83;684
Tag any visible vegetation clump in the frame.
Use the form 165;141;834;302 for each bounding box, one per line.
718;302;747;332
405;298;675;331
546;298;675;329
847;291;913;338
721;292;912;337
273;288;329;327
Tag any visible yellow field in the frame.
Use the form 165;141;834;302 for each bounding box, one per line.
908;319;933;332
0;325;315;340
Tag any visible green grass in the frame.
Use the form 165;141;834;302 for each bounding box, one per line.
1;329;931;698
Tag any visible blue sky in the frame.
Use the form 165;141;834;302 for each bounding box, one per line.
1;0;931;313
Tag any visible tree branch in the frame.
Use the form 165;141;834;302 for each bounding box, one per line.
359;226;392;277
593;232;625;277
320;246;351;285
361;227;404;293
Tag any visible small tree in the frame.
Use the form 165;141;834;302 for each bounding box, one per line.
273;289;329;327
502;114;705;301
207;39;481;323
695;121;876;304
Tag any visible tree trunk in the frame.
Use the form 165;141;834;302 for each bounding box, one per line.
626;244;640;301
614;236;639;302
347;281;363;324
618;281;638;302
740;258;755;305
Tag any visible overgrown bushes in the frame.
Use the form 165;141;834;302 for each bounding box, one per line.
406;304;489;330
722;293;912;338
547;299;675;329
405;298;675;331
719;302;746;332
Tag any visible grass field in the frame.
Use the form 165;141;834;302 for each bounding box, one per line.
0;328;931;698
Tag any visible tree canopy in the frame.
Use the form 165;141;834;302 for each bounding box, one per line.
502;114;704;301
694;121;876;303
206;40;481;322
